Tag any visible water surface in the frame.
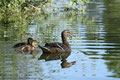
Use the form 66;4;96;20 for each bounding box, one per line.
1;0;120;80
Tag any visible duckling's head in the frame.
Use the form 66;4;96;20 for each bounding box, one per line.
62;30;73;37
31;40;38;46
27;37;33;45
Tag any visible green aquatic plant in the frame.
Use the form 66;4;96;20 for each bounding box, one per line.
0;0;89;16
0;0;90;41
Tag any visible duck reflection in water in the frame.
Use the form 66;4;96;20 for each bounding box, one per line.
38;30;76;68
38;52;76;68
61;57;76;68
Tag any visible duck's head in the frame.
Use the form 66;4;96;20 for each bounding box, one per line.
27;37;33;45
62;30;73;37
31;40;38;46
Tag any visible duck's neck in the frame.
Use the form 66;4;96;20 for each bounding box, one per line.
27;41;30;45
27;39;30;45
62;34;70;49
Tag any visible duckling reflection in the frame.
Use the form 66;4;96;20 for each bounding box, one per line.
31;50;39;55
20;50;39;54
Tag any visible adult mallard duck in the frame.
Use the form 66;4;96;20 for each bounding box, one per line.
15;40;38;52
38;30;73;54
13;37;33;48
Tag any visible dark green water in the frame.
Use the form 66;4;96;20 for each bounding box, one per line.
1;0;120;80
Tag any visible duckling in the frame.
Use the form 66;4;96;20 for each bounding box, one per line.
15;40;38;52
13;37;33;48
38;30;73;54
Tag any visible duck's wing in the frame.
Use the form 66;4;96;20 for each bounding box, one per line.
13;42;26;48
15;45;30;51
38;45;51;52
38;43;66;53
45;42;65;50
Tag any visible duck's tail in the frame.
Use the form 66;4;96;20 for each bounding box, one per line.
38;45;50;52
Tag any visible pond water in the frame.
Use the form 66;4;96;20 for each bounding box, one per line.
1;0;120;80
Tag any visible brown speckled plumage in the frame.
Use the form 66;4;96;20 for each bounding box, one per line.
38;30;73;54
13;37;33;48
15;40;38;52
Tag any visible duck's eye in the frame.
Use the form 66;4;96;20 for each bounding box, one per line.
67;32;70;33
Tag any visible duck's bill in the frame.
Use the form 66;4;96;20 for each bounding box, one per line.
69;33;75;37
34;42;39;45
